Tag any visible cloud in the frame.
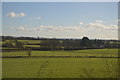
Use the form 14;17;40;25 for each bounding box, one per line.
10;20;118;39
86;21;118;30
15;25;79;32
95;20;103;23
16;26;25;31
30;17;41;20
7;12;16;18
15;23;118;33
18;12;26;17
80;22;83;25
14;21;118;32
7;12;26;18
34;17;41;20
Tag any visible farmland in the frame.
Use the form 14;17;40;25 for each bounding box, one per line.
2;49;118;57
1;36;119;78
2;2;120;79
2;49;119;78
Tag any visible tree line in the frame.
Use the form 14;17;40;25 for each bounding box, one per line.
2;36;119;51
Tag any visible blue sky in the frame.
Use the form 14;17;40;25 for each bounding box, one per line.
2;2;118;39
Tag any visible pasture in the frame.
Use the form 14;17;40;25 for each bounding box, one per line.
2;49;118;78
2;49;118;57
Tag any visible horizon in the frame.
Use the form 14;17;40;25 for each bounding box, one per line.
2;35;119;40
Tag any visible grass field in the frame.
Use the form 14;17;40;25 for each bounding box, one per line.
2;49;119;78
3;40;40;44
2;49;118;57
18;40;41;44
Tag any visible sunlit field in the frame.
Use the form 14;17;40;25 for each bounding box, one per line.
2;49;118;57
2;49;118;78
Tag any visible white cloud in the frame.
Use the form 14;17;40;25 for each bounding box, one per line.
15;21;118;32
86;22;118;30
34;17;41;20
18;12;26;17
29;17;41;20
15;25;80;32
95;20;103;23
7;12;16;18
7;12;26;18
80;22;83;25
10;20;118;39
16;26;25;31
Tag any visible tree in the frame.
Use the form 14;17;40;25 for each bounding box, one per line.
49;39;61;51
40;39;61;51
92;39;104;48
80;37;91;48
3;40;15;48
62;39;80;50
15;40;25;49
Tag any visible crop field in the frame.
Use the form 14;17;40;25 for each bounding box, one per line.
2;49;119;78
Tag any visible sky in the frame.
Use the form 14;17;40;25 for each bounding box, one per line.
2;2;118;39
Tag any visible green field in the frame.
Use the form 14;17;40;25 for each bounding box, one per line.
2;49;118;57
4;40;40;44
2;49;119;78
2;40;41;49
18;40;41;44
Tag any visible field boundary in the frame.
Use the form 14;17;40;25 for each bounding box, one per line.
1;56;120;58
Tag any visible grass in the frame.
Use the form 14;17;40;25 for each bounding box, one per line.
3;40;40;44
2;47;19;49
2;57;118;78
26;45;40;48
2;49;119;78
2;49;118;57
2;40;41;48
17;40;40;44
